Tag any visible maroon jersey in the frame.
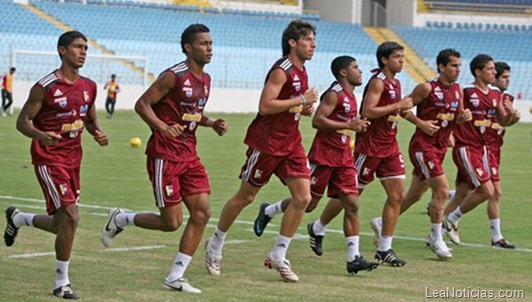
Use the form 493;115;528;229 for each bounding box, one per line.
454;84;500;149
355;70;402;157
409;79;461;153
308;82;358;167
145;61;211;162
244;57;308;156
30;71;97;167
485;92;513;148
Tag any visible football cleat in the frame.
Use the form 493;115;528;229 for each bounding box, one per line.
264;254;299;282
307;222;324;256
101;208;124;247
443;215;460;245
429;240;453;260
204;238;222;276
52;284;80;300
346;255;379;275
492;238;516;249
4;206;20;247
253;203;272;237
374;249;407;267
163;277;202;294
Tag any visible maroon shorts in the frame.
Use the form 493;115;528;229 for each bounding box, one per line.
354;152;406;188
239;146;311;187
147;157;210;207
452;146;490;188
34;165;80;215
309;163;358;199
409;149;446;180
487;145;501;182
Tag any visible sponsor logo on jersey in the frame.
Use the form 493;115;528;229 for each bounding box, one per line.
198;98;207;109
184;79;191;86
289;105;303;113
473;119;491;127
182;113;202;122
436;113;455;121
61;119;84;131
487;108;496;118
387;115;401;122
80;105;88;117
450;101;459;111
54;97;67;108
56;110;76;118
336;129;355;136
470;93;479;107
54;89;63;97
293;75;300;81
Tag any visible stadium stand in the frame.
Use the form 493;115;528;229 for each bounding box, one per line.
424;0;532;14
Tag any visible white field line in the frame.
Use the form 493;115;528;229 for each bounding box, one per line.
103;245;167;252
2;195;532;254
7;252;55;259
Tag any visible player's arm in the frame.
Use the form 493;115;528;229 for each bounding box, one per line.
455;88;472;125
362;79;413;120
84;93;108;146
135;71;185;138
312;91;369;132
495;93;515;127
258;68;318;115
402;82;442;135
16;85;62;145
200;114;228;136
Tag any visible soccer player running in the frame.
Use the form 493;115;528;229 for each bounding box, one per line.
100;24;228;294
369;49;472;260
443;55;519;247
304;42;413;267
204;19;318;282
444;61;520;248
253;55;377;275
4;31;108;299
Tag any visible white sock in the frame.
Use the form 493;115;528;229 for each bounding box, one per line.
447;207;463;224
378;235;392;252
490;219;503;242
54;260;70;289
271;234;292;260
115;212;136;227
346;236;360;261
210;227;226;255
13;212;35;228
265;200;284;218
312;219;327;236
166;252;192;281
430;223;443;242
448;190;456;202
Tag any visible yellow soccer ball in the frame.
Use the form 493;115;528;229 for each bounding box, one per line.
130;137;142;148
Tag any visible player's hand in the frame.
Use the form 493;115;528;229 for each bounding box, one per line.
212;118;228;136
301;103;314;116
419;120;440;136
303;87;319;105
350;117;370;132
93;130;108;146
460;108;472;122
397;97;414;110
38;131;62;145
163;123;186;138
503;99;514;112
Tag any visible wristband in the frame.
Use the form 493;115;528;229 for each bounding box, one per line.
300;94;307;105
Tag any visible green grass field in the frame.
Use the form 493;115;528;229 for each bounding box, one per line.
1;110;531;301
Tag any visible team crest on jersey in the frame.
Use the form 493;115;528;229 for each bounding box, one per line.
165;185;174;197
293;81;301;92
183;87;193;97
476;168;484;177
362;167;371;176
83;91;90;103
455;91;460;100
59;183;68;195
54;96;67;108
310;176;317;186
434;86;443;100
198;98;207;109
428;160;435;170
491;167;498;176
204;85;209;95
254;169;263;179
470;93;479;107
492;99;497;107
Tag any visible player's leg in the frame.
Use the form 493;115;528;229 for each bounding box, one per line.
253;197;291;237
426;175;452;259
488;180;515;248
401;175;430;214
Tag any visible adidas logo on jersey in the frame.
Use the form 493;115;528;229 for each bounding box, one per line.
54;89;63;97
184;79;191;86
